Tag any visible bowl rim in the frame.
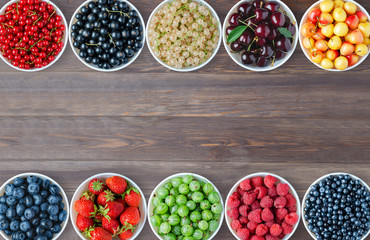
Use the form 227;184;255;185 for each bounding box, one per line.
145;0;222;72
69;172;148;240
224;172;301;240
298;0;370;72
301;172;370;240
147;172;225;240
0;172;70;240
0;0;69;72
68;0;146;72
222;0;299;72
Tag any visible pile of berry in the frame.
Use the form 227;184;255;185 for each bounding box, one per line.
226;0;296;68
304;174;370;239
150;175;223;239
0;0;66;70
71;0;144;70
74;176;142;240
227;175;299;240
0;175;67;240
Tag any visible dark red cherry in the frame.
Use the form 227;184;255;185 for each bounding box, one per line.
284;15;291;27
268;27;278;41
256;57;271;67
275;49;286;60
237;2;253;17
276;37;292;52
255;23;271;39
264;1;280;12
238;30;253;46
256;38;267;47
271;12;285;27
241;51;257;64
255;8;270;22
286;23;296;36
231;41;243;52
226;26;237;36
260;44;274;58
253;0;265;9
229;13;241;26
246;17;258;27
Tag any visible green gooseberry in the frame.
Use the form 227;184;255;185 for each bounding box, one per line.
193;229;203;240
168;214;181;226
189;181;201;192
200;200;211;210
179;184;190;195
159;222;171;234
157;203;169;215
158;187;170;199
198;220;209;231
209;220;219;232
189;211;202;222
172;225;182;236
192;191;204;203
182;175;193;184
186;200;196;211
171;177;183;188
208;191;220;204
177;205;189;217
211;203;223;214
176;194;187;205
165;195;176;207
181;224;194;237
203;183;214;195
150;214;161;227
202;210;213;221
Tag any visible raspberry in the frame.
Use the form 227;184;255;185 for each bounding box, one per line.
267;185;277;197
256;224;268;236
240;179;253;191
276;183;289;196
231;191;241;200
243;192;257;206
251;177;264;188
240;216;249;225
264;175;277;188
265;220;274;228
237;186;246;196
284;213;298;225
282;222;293;235
231;219;242;231
250;235;265;240
261;208;274;222
288;205;297;213
254;186;268;199
248;209;262;223
265;234;279;240
269;224;282;236
239;204;249;217
251;200;261;210
285;193;296;207
260;196;273;208
228;196;241;208
237;228;250;240
227;208;239;220
247;221;259;231
275;208;288;220
274;197;287;209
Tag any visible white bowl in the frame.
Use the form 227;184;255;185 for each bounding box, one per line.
299;0;370;71
0;172;70;240
223;0;299;72
70;173;147;240
69;0;145;72
146;0;222;72
302;172;370;240
0;0;69;72
225;172;301;240
148;173;225;239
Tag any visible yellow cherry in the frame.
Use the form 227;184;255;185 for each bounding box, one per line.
320;0;334;13
334;0;344;8
333;7;347;22
328;35;342;50
321;58;334;69
343;2;357;15
321;24;334;38
334;22;349;37
334;56;348;70
358;22;370;38
355;44;369;56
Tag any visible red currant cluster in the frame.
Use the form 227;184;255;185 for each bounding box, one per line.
0;0;66;69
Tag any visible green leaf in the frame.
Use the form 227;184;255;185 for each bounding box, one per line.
278;27;293;39
227;25;247;43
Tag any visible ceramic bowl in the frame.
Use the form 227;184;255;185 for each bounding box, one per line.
148;173;224;239
69;0;145;72
299;0;370;71
70;173;147;240
225;172;301;239
0;172;69;240
0;0;68;72
146;0;222;72
223;0;299;72
302;172;370;240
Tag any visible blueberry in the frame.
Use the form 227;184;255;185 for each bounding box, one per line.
26;176;38;184
51;224;62;234
20;221;31;232
35;235;47;240
24;208;36;220
13;187;26;200
0;203;7;214
28;183;40;195
40;218;52;229
10;219;20;231
49;214;59;222
59;210;67;222
41;179;50;191
47;204;59;216
31;217;40;226
36;225;45;235
26;228;35;238
0;214;5;221
31;205;40;215
40;202;49;213
49;185;60;195
0;196;6;203
6;196;17;206
5;184;15;196
0;219;9;230
13;177;25;187
47;195;60;204
16;203;26;216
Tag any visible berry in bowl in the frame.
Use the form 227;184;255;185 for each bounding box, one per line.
148;173;224;239
146;0;222;72
0;0;68;71
225;173;301;240
299;0;370;71
70;173;147;240
302;173;370;240
69;0;145;72
223;0;298;71
0;173;69;240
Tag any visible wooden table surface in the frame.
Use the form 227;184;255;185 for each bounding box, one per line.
0;0;369;239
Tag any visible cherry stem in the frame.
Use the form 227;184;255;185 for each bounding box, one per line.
105;8;130;18
29;36;45;50
247;37;257;52
33;16;42;25
48;10;56;22
271;40;276;67
245;15;256;21
238;20;255;32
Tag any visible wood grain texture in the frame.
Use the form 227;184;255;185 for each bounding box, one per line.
0;0;369;239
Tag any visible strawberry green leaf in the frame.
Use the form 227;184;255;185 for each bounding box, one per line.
227;25;247;43
278;27;293;38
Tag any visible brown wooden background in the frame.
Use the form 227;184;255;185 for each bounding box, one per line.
0;0;369;239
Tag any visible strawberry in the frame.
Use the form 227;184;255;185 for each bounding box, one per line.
87;227;112;240
89;178;107;195
81;191;96;201
76;214;94;232
120;206;140;227
74;199;97;218
106;176;127;194
102;217;121;235
115;197;127;209
97;190;115;206
118;229;133;240
124;188;141;207
100;201;124;219
95;213;104;222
